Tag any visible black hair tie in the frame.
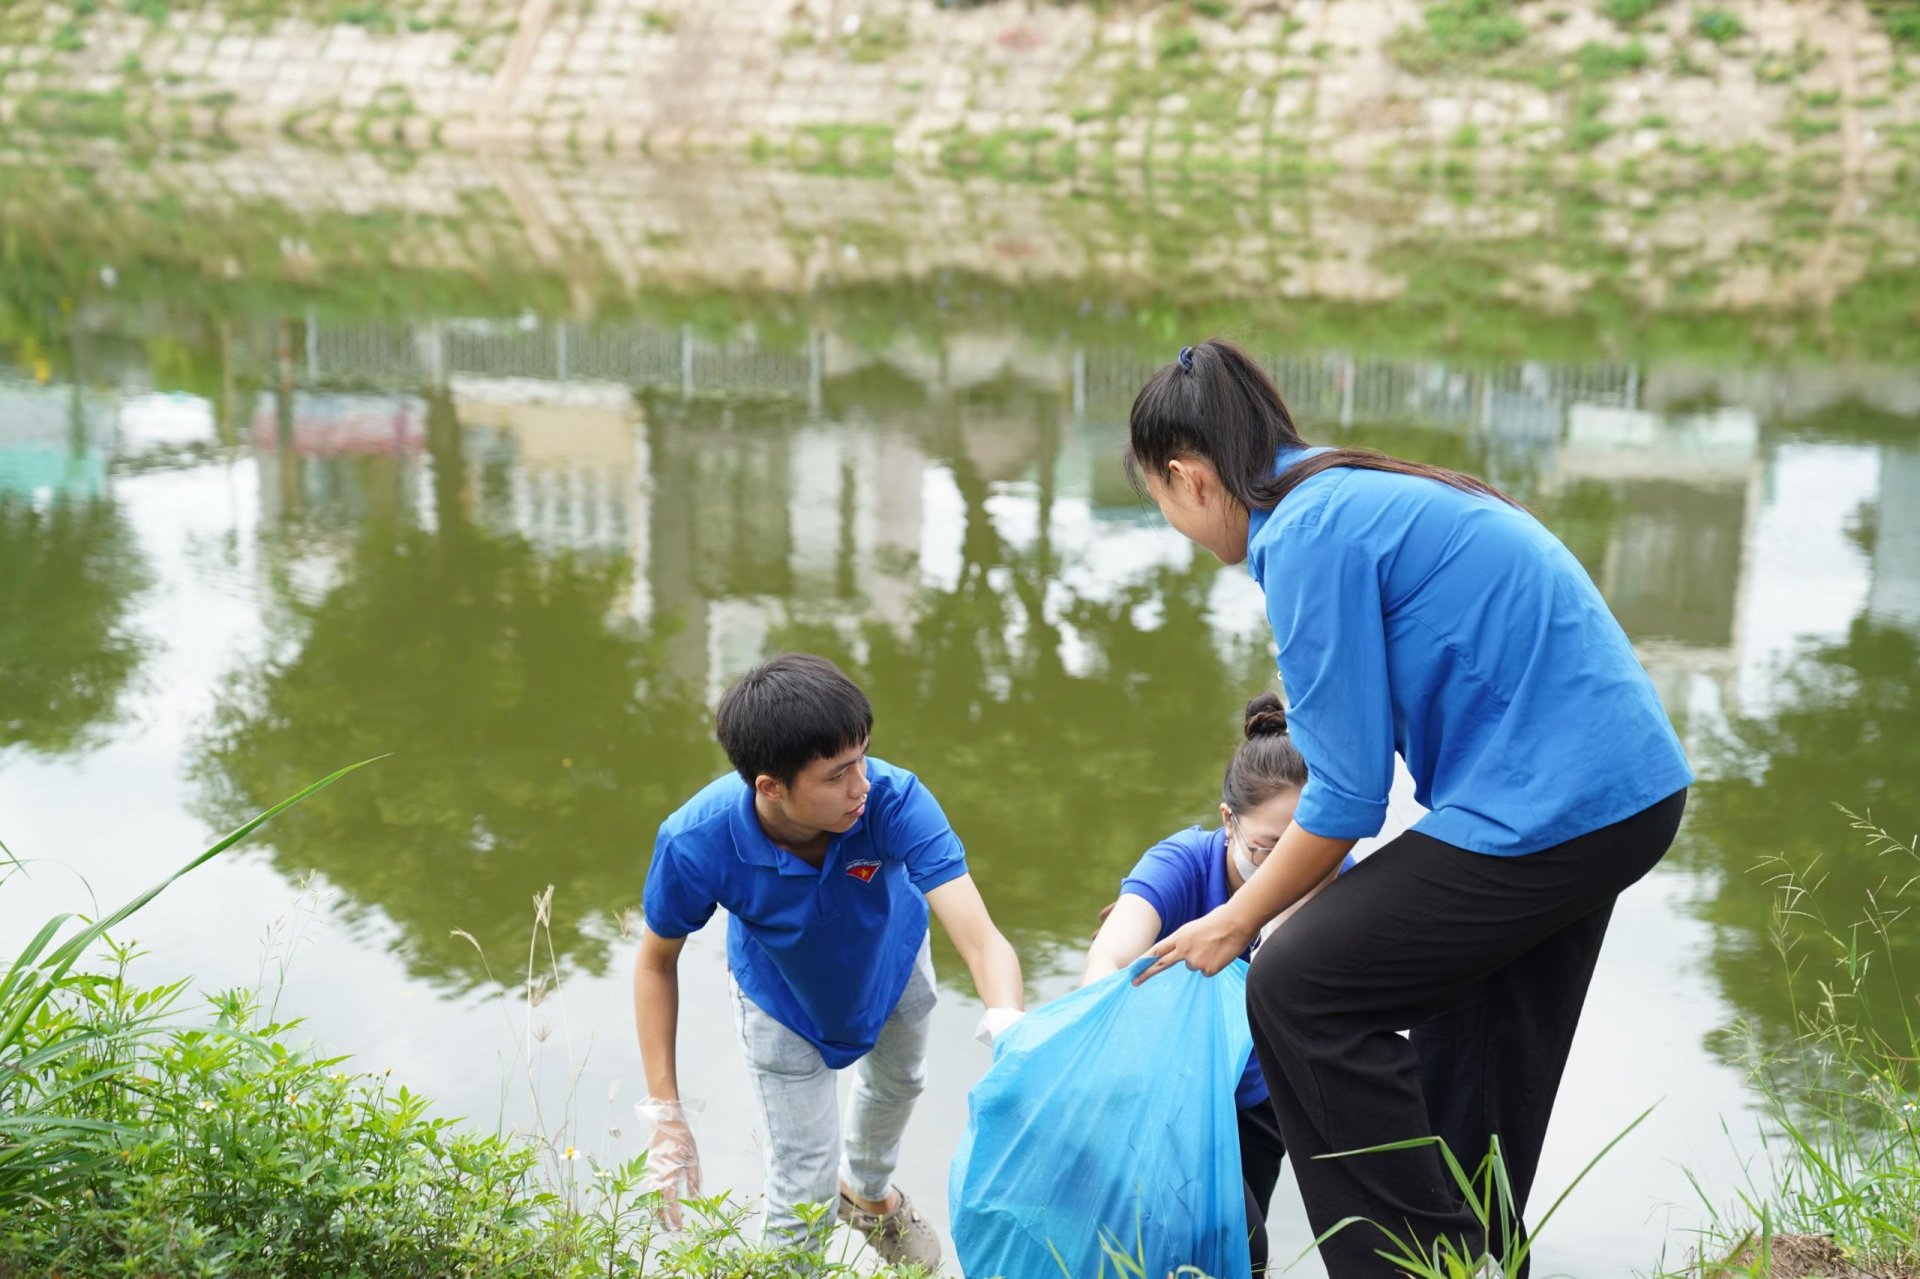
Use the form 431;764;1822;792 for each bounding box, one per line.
1178;346;1194;372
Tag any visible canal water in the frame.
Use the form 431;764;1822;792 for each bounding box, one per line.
4;299;1918;1274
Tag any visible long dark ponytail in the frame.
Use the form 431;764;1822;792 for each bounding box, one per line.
1125;338;1517;510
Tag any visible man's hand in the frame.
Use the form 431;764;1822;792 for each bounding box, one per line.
973;1007;1024;1047
636;1097;701;1228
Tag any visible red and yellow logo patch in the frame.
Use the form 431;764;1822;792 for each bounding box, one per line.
845;860;881;883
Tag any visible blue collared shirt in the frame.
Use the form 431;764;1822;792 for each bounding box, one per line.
643;758;969;1068
1247;448;1693;855
1122;826;1358;1109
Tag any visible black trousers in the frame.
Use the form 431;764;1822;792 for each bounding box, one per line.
1245;790;1686;1277
1239;1100;1287;1274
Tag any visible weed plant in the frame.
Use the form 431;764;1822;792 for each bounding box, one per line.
1655;812;1920;1277
0;769;927;1278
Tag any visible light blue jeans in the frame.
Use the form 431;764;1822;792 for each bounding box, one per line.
729;935;936;1246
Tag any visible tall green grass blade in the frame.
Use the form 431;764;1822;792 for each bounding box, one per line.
1286;1214;1370;1269
1521;1103;1656;1252
0;757;381;1054
0;913;81;1015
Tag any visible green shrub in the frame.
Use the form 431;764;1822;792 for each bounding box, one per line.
1695;9;1744;43
1603;0;1655;24
1426;0;1528;55
1570;90;1614;149
1662;814;1920;1277
1867;0;1920;45
1787;113;1840;140
0;776;931;1278
335;2;395;29
1390;0;1528;73
1576;39;1650;78
2;974;578;1276
1160;25;1203;59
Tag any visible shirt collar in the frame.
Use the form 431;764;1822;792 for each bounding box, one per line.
728;778;854;877
1245;445;1312;571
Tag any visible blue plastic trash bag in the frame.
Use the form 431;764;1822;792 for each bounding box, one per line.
949;958;1254;1279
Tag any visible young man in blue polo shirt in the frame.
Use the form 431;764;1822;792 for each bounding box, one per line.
633;653;1025;1267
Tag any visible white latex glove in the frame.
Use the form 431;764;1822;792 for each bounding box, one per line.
635;1097;702;1228
974;1007;1024;1047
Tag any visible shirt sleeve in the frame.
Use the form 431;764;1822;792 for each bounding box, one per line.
1266;525;1397;841
878;773;970;893
641;831;718;940
1120;836;1204;938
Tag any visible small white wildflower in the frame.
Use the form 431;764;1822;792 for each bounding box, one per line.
286;1092;299;1104
564;1146;581;1161
197;1099;216;1112
1904;1101;1917;1114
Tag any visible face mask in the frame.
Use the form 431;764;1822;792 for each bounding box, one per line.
1232;843;1260;884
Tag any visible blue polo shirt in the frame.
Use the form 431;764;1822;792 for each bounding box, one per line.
1122;826;1356;1109
1248;447;1693;856
643;758;969;1069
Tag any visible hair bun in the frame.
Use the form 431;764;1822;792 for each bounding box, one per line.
1243;691;1289;740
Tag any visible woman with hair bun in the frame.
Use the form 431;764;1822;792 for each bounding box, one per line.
1124;337;1692;1276
1082;692;1353;1275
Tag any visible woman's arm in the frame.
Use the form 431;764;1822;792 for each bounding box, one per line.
1136;823;1354;983
1264;861;1344;937
1081;894;1164;987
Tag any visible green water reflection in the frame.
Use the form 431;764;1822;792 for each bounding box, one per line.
1685;615;1920;1048
194;390;715;986
0;379;148;756
0;493;149;756
4;296;1919;1076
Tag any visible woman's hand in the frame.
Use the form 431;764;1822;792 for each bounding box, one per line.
1134;900;1260;983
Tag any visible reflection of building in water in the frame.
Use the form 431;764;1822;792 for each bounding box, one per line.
644;397;931;704
1868;445;1920;633
0;381;117;500
251;392;427;458
450;376;652;625
1080;350;1638;487
1541;404;1763;756
250;390;428;532
250;317;1920;727
1557;406;1761;642
1733;443;1882;719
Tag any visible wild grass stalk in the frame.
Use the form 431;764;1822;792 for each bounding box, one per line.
1275;1107;1656;1278
0;766;928;1277
1656;810;1920;1278
0;757;377;1209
